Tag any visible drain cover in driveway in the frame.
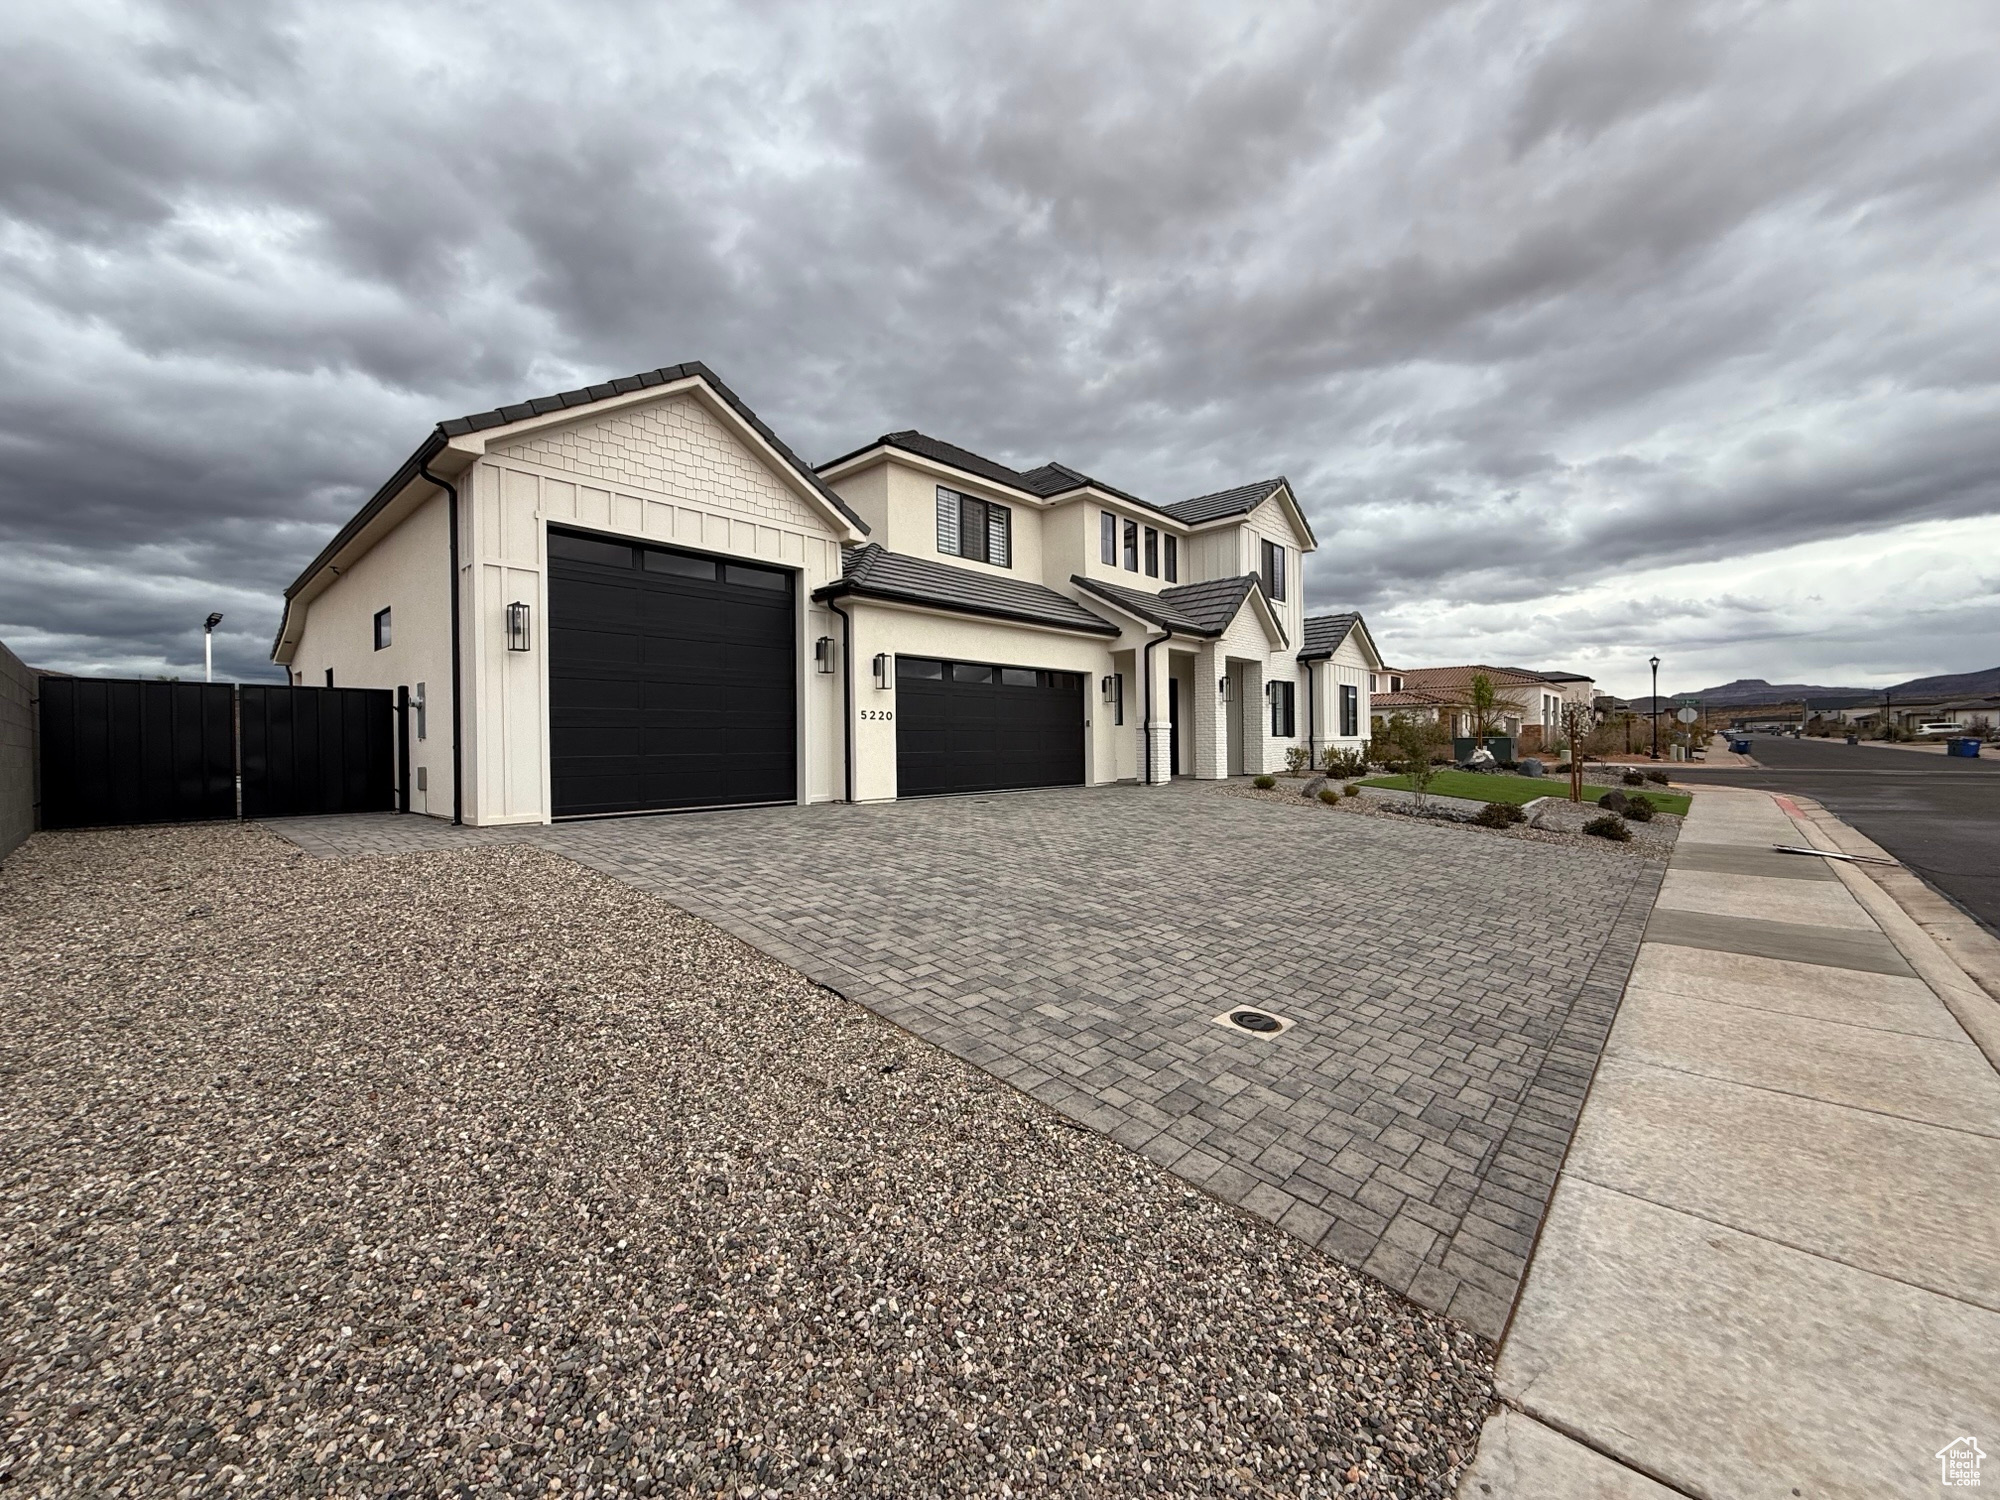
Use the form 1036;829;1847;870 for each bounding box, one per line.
1212;1007;1295;1036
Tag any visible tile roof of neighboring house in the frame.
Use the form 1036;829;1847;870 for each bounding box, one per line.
1370;687;1461;711
437;360;868;534
1071;573;1267;637
1398;664;1550;696
1297;612;1360;660
818;431;1310;540
817;545;1120;636
1158;479;1287;525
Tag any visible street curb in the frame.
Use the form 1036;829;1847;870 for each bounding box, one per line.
1771;794;2000;1075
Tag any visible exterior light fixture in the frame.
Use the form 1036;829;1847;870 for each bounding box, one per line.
873;653;892;689
815;636;836;674
1100;675;1115;701
203;612;224;683
505;601;532;652
1218;675;1229;700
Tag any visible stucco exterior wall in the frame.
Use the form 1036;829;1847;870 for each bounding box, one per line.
289;491;454;815
0;638;36;859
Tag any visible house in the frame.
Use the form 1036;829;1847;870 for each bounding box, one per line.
270;362;1383;824
1367;665;1595;749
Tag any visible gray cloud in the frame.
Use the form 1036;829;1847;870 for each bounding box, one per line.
2;0;1998;690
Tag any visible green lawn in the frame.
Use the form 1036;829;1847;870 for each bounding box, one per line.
1356;769;1693;817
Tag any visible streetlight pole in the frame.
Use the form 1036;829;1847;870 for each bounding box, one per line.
1649;655;1661;760
204;613;224;684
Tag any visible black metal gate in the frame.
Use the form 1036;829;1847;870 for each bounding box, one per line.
38;678;397;830
240;685;395;819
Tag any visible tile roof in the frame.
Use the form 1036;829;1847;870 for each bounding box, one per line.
437;360;867;534
1297;612;1360;660
1370;687;1461;711
1158;479;1287;525
1070;574;1269;637
818;545;1120;636
1398;665;1549;695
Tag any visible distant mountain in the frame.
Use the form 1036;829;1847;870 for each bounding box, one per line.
1884;665;2000;699
1677;667;2000;706
1678;678;1874;707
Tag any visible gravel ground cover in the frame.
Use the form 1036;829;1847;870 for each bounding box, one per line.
1231;780;1678;858
0;823;1493;1498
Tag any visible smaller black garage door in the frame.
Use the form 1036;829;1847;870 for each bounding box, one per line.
895;656;1086;797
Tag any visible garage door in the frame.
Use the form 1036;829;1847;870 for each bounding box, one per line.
895;655;1085;797
547;528;795;817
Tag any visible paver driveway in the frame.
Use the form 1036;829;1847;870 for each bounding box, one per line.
276;782;1663;1336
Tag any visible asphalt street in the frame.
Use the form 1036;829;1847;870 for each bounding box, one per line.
1672;735;2000;933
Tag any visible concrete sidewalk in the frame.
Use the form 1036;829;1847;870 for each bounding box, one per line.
1460;784;2000;1498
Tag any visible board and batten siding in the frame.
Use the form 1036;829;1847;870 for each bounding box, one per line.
462;393;848;824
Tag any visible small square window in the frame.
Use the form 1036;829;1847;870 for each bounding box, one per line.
373;607;391;651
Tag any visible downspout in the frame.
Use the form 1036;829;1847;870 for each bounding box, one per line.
1142;626;1173;786
419;459;464;826
827;595;855;804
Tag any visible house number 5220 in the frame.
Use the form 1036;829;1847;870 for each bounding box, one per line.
860;709;894;721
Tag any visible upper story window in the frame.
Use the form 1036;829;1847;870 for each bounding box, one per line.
1100;511;1117;565
938;487;1011;568
1164;534;1178;582
1144;527;1158;577
1261;539;1287;602
373;607;392;650
1122;518;1138;571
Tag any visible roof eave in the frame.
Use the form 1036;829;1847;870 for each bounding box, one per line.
814;576;1121;637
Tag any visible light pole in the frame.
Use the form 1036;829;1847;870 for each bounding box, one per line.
204;612;224;683
1649;655;1661;760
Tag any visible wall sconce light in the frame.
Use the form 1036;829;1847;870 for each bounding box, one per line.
505;601;532;651
1218;675;1229;700
873;652;891;690
1100;675;1115;702
814;636;836;674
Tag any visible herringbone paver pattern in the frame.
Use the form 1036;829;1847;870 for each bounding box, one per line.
270;782;1662;1336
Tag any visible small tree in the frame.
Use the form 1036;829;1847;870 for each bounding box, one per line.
1384;712;1449;807
1561;701;1597;803
1450;671;1523;749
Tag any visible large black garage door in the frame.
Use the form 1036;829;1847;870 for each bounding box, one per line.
896;656;1085;797
548;528;795;817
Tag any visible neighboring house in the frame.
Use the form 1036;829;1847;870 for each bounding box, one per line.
1368;665;1594;743
271;362;1382;824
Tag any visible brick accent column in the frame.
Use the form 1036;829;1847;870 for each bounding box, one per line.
1237;659;1267;775
1192;643;1226;778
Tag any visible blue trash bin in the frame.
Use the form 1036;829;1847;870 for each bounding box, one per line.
1730;738;1751;754
1947;737;1981;758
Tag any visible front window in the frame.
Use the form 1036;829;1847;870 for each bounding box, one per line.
937;487;1011;567
1268;680;1296;738
1100;510;1117;565
1340;683;1358;738
373;607;391;651
1163;535;1178;582
1261;540;1287;602
1144;527;1158;577
1122;518;1138;571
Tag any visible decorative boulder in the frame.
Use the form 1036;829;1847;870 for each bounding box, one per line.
1302;776;1329;800
1518;758;1545;778
1598;788;1630;814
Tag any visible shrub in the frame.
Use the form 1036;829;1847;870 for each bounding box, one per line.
1285;744;1313;775
1645;769;1670;785
1343;783;1361;798
1584;814;1632;841
1321;746;1368;778
1475;801;1525;828
1624;793;1656;822
1597;788;1629;814
1253;774;1276;789
1622;770;1646;786
1318;786;1342;805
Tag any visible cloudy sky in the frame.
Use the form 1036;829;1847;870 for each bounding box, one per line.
3;0;1997;697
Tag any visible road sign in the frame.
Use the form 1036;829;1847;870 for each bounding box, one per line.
1676;706;1700;724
